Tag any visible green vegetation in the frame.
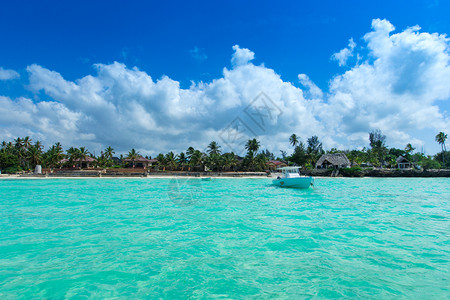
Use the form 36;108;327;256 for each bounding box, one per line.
0;130;448;174
340;166;363;177
435;132;447;167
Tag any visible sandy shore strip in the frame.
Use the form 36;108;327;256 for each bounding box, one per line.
0;174;274;179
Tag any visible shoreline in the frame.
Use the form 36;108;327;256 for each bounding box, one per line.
0;170;450;180
2;167;450;179
0;175;271;179
304;168;450;178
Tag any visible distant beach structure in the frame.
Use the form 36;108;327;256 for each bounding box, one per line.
315;153;351;169
396;156;412;169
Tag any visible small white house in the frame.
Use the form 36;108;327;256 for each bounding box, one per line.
396;156;411;169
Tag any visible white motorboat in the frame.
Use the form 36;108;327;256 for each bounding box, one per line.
272;166;314;189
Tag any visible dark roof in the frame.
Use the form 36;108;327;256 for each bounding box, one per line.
111;157;121;163
396;156;410;163
316;153;351;167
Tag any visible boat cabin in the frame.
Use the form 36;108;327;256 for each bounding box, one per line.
277;167;301;178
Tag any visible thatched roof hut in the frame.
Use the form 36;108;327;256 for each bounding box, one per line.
316;153;351;169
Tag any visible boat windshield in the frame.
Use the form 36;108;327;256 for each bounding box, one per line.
280;168;301;177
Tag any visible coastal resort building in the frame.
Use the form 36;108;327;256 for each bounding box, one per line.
266;160;288;171
111;157;122;165
124;156;156;168
396;156;412;169
316;153;351;169
60;157;97;169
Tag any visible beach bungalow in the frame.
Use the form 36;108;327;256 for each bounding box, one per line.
60;157;97;169
266;160;288;171
316;153;351;169
396;156;411;169
123;156;155;168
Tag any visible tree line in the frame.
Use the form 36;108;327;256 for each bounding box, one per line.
0;131;448;174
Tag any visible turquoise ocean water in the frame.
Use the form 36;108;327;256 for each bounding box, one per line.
0;177;449;298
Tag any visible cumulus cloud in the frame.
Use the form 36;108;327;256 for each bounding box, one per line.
324;18;450;149
298;74;323;98
0;67;20;80
1;19;449;155
231;45;255;67
0;96;84;146
10;45;321;155
332;38;356;66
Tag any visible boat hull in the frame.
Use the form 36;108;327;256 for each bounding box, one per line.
272;177;314;189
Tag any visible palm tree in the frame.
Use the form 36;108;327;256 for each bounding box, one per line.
23;136;32;149
222;152;238;171
186;147;196;170
1;141;14;154
307;136;324;166
245;138;260;153
405;143;415;156
14;137;27;169
435;132;447;166
186;146;195;158
189;150;205;171
127;148;139;168
207;141;221;156
35;140;43;151
105;146;115;160
165;152;178;170
54;142;63;152
47;143;65;170
255;153;268;171
156;153;167;171
14;137;23;150
289;134;299;147
104;146;115;167
178;152;187;171
66;147;78;167
77;147;90;169
244;139;261;171
97;151;107;168
207;153;222;171
27;145;42;168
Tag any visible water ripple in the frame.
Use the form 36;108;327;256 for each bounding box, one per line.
0;177;449;298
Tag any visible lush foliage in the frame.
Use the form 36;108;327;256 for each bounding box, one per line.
0;130;448;173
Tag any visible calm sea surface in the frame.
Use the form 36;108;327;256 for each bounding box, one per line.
0;178;449;298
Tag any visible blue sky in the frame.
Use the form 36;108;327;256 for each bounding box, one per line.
0;0;449;155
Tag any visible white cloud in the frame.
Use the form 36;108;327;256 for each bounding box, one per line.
324;18;450;150
0;67;20;80
231;45;255;67
298;74;323;98
1;19;449;155
331;38;356;66
13;46;323;155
